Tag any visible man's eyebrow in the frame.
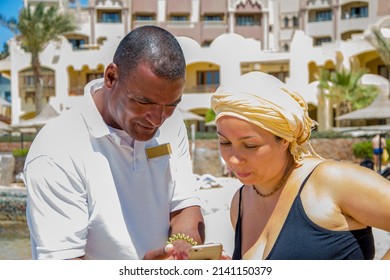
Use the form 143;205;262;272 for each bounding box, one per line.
133;94;181;106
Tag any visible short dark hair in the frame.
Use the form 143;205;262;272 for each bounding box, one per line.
113;25;186;81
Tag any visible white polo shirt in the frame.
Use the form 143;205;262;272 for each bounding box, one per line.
24;79;200;259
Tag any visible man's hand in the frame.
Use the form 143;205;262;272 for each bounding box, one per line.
143;244;175;260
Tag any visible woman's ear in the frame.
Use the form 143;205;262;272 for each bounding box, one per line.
282;138;290;150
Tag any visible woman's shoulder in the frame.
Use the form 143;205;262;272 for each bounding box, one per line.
302;158;382;193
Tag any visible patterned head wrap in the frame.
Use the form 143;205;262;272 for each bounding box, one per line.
211;72;319;163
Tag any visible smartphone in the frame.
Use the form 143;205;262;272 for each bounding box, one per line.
188;243;223;260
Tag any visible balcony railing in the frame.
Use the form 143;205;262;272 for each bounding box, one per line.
133;20;158;28
69;86;84;96
166;21;194;28
184;84;219;94
202;20;227;28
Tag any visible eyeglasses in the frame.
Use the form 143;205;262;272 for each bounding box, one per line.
127;94;179;114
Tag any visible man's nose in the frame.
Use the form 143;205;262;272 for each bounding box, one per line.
146;105;165;126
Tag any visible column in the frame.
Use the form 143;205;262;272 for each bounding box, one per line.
228;11;235;33
89;7;95;45
123;9;129;35
262;11;269;50
332;1;340;42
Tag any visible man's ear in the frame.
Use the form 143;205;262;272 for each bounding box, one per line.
104;63;119;89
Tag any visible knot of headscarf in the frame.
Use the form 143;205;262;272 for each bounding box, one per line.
211;72;319;163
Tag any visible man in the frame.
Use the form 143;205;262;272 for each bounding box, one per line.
23;26;204;260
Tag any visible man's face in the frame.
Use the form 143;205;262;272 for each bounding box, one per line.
108;63;184;141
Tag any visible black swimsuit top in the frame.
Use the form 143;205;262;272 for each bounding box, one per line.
232;167;375;260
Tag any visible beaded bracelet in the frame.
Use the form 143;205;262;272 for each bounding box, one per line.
167;233;197;246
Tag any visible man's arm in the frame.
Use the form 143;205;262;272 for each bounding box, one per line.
170;206;205;243
168;206;205;259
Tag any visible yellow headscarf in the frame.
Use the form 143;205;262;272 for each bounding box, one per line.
211;72;319;163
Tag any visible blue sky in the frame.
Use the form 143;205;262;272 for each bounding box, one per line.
0;0;88;53
0;0;24;52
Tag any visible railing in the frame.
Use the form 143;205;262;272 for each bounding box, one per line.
183;84;219;94
68;86;84;96
133;20;158;28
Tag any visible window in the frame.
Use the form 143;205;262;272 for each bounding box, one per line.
196;70;220;92
87;73;103;83
236;15;259;26
4;91;11;102
204;15;223;21
283;17;289;28
378;66;388;80
135;15;154;21
314;37;332;46
283;43;289;52
197;71;219;85
350;6;368;18
170;15;189;21
26;76;34;86
19;68;55;102
98;11;121;23
270;71;289;83
315;10;332;22
292;16;299;27
68;39;85;50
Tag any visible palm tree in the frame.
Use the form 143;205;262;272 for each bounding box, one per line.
317;51;379;129
0;3;76;114
365;26;390;82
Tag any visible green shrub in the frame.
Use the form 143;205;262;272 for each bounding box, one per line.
12;148;29;158
352;141;373;159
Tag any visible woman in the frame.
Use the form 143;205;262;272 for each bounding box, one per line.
211;72;390;260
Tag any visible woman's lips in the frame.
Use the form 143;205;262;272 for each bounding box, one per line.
236;172;251;178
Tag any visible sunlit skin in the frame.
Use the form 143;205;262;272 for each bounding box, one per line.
217;116;291;194
218;117;390;260
94;62;184;141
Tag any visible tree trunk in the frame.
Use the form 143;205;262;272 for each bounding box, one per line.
31;52;44;115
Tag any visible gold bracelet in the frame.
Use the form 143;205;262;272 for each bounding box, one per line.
167;233;197;246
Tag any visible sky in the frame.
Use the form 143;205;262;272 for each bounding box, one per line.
0;0;89;53
0;0;24;52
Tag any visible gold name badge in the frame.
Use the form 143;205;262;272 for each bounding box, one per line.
145;143;172;159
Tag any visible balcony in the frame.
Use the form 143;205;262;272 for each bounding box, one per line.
68;86;84;96
133;20;158;29
183;84;219;94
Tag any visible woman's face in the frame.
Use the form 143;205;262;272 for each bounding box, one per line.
217;116;290;186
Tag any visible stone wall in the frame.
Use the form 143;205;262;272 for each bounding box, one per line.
192;138;368;177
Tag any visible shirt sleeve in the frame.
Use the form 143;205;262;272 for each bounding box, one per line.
24;155;88;259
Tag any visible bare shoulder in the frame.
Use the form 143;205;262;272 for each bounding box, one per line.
309;160;389;194
230;187;242;229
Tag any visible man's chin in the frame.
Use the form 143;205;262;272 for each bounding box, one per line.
132;130;158;142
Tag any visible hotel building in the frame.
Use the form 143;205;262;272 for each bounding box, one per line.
0;0;389;131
